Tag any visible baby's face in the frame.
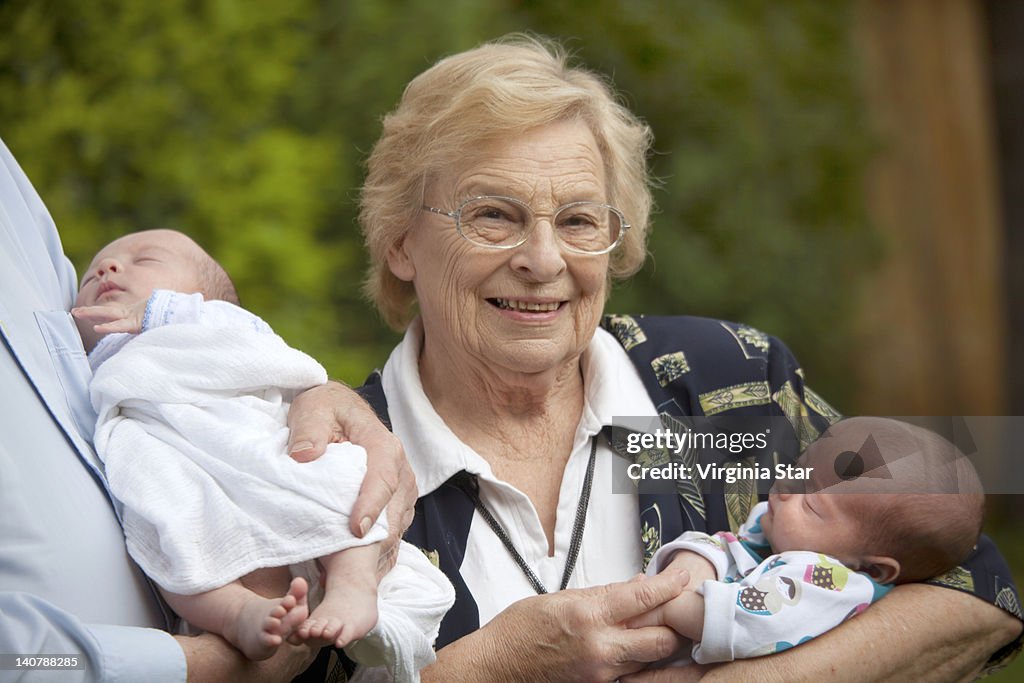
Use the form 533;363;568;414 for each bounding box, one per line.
76;229;204;310
760;424;879;559
760;476;869;559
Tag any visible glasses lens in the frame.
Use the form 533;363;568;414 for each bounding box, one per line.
555;203;622;253
460;197;529;247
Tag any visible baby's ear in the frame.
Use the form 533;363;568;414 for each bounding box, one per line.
859;555;900;585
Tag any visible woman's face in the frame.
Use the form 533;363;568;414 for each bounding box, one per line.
389;120;612;381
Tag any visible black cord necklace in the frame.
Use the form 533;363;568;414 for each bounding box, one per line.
454;436;598;594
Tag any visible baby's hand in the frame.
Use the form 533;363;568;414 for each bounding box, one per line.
72;298;149;336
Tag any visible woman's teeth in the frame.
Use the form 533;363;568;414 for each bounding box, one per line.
492;298;560;312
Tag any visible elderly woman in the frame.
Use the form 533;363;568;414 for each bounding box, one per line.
347;35;1020;681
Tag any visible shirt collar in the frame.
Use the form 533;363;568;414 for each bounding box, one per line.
381;318;657;496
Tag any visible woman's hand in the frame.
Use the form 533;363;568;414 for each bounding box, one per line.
286;381;417;576
425;569;690;682
624;549;718;634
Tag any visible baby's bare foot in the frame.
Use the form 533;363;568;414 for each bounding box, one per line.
298;582;378;649
233;577;309;660
268;578;310;643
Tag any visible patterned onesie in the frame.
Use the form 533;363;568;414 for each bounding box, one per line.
648;501;891;663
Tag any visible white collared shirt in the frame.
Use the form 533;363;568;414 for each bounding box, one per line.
382;319;655;625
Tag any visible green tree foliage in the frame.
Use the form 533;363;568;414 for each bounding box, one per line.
513;1;875;408
0;0;355;374
0;0;873;406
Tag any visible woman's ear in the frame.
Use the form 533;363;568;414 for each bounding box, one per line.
387;236;416;282
859;555;901;585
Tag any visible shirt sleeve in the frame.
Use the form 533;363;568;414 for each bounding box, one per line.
736;502;771;551
652;504;774;581
0;592;185;683
142;290;273;334
693;552;889;664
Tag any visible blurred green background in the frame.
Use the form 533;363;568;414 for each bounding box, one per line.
2;0;1020;677
0;0;872;398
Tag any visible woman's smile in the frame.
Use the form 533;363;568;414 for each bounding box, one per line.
488;297;564;313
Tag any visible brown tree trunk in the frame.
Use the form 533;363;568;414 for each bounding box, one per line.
852;0;1007;415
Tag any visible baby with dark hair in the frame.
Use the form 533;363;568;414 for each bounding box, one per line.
640;416;984;663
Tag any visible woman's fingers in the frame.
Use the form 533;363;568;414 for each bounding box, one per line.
352;433;414;540
625;605;666;630
286;383;348;462
606;570;688;623
343;403;415;542
612;623;687;668
470;579;690;682
284;382;416;543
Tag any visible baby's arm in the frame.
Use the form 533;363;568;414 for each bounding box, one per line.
637;523;787;662
647;531;738;589
75;289;273;337
630;539;726;640
661;548;718;592
632;584;707;642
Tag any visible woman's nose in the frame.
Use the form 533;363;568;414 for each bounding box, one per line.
510;219;567;280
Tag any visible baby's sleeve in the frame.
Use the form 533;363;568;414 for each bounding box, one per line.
647;531;735;581
142;289;273;334
694;552;890;664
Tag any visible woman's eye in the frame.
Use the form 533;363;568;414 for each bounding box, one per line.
558;209;601;230
562;216;597;229
463;197;524;225
479;208;509;220
469;205;520;226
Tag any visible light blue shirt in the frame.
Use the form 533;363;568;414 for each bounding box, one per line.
0;138;185;682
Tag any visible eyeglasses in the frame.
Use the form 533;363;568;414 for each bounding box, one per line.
422;195;630;255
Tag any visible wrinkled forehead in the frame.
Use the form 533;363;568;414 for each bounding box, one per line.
428;120;608;201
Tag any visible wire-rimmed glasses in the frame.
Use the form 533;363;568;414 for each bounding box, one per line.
423;195;629;255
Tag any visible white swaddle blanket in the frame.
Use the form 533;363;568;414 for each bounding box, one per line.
89;292;454;680
91;312;388;593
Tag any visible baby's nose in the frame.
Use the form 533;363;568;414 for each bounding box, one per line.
96;257;122;276
771;478;801;497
